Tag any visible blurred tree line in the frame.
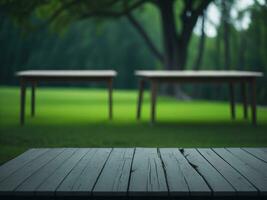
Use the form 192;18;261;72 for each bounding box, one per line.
0;0;266;104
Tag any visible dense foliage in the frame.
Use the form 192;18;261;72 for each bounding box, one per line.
0;1;266;103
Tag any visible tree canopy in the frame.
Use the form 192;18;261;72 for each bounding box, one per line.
0;0;213;70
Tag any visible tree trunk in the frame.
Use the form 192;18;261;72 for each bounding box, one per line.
155;0;209;100
177;42;187;70
238;34;246;70
157;0;179;71
156;0;191;99
222;1;231;70
194;12;206;70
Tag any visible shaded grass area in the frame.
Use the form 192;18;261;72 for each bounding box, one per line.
0;86;267;164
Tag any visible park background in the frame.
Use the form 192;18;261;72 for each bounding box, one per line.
0;0;267;164
0;0;266;103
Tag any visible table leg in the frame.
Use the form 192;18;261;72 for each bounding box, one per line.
108;78;113;120
31;82;36;117
241;82;248;119
229;82;236;120
151;80;158;123
250;79;257;126
137;79;145;120
20;80;26;126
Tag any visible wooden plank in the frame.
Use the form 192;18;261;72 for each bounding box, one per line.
198;148;257;196
227;148;267;177
159;148;188;196
0;149;49;183
159;148;210;197
93;148;134;196
183;148;235;196
128;148;168;197
15;148;76;194
56;148;111;196
1;147;266;198
213;148;267;195
0;148;63;194
242;148;267;163
35;148;89;196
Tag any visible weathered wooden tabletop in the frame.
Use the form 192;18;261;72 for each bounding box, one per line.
0;148;266;199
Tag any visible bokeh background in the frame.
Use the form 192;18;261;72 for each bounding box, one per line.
0;0;266;103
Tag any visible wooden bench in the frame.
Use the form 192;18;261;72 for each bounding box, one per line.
16;70;117;125
135;70;263;125
0;148;266;199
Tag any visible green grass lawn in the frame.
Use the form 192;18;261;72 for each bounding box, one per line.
0;86;267;164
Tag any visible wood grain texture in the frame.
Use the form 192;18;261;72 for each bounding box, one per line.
16;148;76;194
159;148;210;196
129;148;168;196
56;148;111;196
213;148;267;195
242;148;267;163
1;148;267;199
93;148;134;196
183;148;235;196
35;148;89;196
198;148;257;196
0;148;63;194
227;148;267;177
0;149;49;183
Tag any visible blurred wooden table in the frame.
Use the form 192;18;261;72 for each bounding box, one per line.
135;70;263;125
16;70;117;125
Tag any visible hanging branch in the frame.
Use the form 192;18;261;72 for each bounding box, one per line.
126;13;163;62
